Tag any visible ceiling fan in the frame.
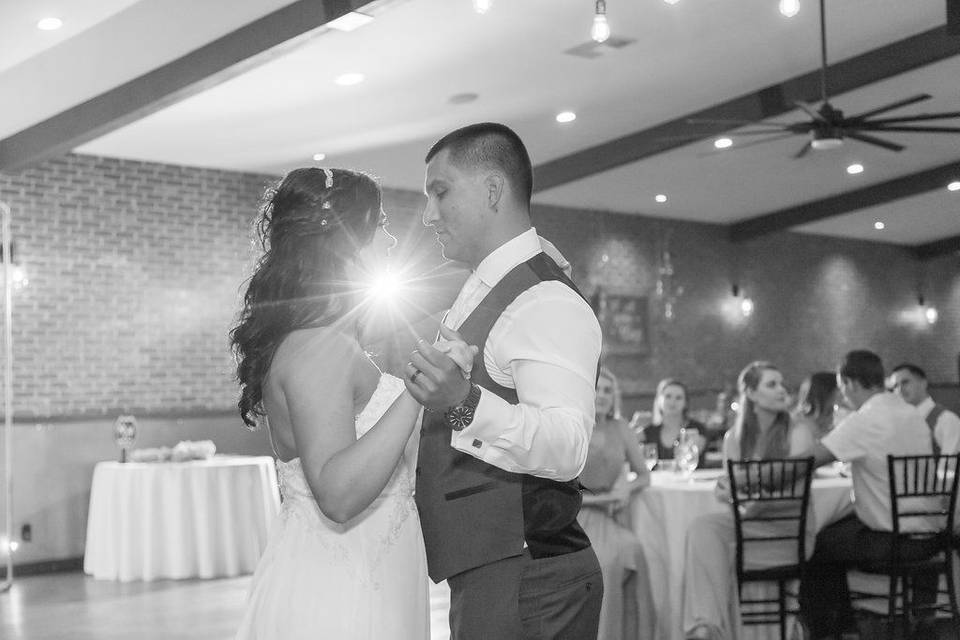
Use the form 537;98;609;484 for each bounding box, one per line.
691;0;960;158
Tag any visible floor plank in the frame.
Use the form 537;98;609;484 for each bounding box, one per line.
0;572;453;640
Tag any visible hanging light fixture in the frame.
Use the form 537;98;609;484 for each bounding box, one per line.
591;0;611;43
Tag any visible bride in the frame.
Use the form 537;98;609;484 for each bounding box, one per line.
230;167;471;639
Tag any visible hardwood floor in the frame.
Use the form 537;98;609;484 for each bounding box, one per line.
0;572;453;639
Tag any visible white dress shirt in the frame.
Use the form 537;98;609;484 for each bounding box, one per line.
442;228;601;482
917;396;960;454
822;392;936;532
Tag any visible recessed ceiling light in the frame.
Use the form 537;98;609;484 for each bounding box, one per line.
334;72;365;86
655;194;667;203
327;11;374;32
846;163;864;175
472;0;494;13
556;111;576;123
37;17;63;30
948;181;960;192
778;0;800;18
312;153;326;162
663;0;680;4
874;221;885;230
714;137;733;149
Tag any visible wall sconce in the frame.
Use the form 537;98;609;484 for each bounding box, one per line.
918;294;938;325
732;284;755;318
0;242;28;292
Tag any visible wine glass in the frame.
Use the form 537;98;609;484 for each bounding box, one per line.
643;443;659;471
676;442;700;480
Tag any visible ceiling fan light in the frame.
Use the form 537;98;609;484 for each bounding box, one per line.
810;138;843;151
948;181;960;192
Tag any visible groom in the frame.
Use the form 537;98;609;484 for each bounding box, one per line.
404;122;604;639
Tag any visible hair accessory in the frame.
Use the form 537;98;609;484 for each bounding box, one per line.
322;168;334;189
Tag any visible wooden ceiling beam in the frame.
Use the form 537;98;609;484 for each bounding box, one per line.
0;0;375;172
728;161;960;242
532;26;960;193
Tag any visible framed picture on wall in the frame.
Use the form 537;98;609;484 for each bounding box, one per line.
592;290;650;355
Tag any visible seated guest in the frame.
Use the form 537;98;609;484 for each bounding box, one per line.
641;378;707;465
798;350;939;640
793;371;839;439
889;362;960;454
579;367;656;640
682;361;816;640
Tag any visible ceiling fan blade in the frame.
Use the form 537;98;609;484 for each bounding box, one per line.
846;94;932;121
696;132;796;157
844;131;905;152
794;101;828;123
793;141;813;159
862;124;960;133
685;117;768;126
857;111;960;125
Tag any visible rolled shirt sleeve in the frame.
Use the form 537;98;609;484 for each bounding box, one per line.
449;282;601;481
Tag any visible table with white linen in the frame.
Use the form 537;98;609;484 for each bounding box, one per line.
84;455;280;582
631;468;854;640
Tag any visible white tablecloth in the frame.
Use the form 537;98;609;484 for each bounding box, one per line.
630;468;854;640
84;455;280;582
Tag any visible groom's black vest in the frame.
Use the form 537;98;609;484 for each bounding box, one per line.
415;252;592;582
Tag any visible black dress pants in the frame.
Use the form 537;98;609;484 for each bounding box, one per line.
799;513;941;639
446;546;603;640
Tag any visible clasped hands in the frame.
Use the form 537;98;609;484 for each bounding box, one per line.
404;324;478;412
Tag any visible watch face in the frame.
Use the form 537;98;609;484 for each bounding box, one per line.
446;406;475;431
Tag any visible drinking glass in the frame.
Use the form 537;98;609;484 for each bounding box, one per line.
676;443;700;479
643;443;659;471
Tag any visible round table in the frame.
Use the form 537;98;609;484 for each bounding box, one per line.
84;455;280;582
630;467;854;640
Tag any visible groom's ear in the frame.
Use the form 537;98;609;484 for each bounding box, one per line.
483;173;505;212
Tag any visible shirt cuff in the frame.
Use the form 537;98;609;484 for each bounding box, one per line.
449;386;512;460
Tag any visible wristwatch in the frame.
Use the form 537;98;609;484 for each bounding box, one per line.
444;383;482;431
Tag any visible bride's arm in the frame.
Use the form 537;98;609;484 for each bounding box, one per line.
281;330;421;523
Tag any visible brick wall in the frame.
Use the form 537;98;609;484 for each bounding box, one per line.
531;204;960;402
1;153;958;420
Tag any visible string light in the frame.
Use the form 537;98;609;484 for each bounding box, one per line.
591;0;611;43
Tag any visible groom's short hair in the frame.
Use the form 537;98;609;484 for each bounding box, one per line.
425;122;533;205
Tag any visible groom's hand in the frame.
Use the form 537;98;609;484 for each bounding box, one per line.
404;340;471;412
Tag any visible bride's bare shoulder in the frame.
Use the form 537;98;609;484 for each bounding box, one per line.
272;326;365;383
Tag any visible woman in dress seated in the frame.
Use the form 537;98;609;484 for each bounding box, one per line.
579;367;657;640
641;378;708;468
682;361;816;640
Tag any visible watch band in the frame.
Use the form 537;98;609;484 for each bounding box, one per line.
444;383;481;431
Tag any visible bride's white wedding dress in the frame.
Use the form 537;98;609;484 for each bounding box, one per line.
235;374;429;639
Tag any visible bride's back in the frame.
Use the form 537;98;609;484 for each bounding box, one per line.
262;325;379;462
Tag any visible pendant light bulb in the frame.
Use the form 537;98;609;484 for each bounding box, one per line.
779;0;800;18
591;0;610;43
472;0;493;14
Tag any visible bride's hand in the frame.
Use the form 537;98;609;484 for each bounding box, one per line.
434;324;479;379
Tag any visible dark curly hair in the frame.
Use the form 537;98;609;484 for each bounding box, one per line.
230;167;382;428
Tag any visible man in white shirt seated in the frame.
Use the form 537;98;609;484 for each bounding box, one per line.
889;362;960;455
797;350;941;640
